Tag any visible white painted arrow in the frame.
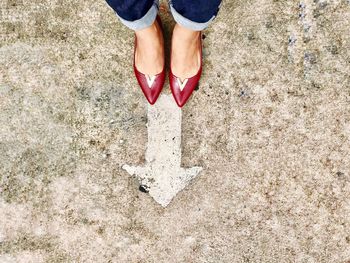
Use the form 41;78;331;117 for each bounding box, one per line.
122;94;203;207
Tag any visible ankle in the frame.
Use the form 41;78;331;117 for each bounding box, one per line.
173;24;201;42
135;21;161;41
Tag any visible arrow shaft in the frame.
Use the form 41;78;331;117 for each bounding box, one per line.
146;95;182;166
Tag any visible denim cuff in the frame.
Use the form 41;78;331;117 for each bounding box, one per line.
169;2;216;31
116;1;159;31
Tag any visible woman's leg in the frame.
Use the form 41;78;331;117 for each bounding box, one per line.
105;0;157;31
105;0;164;75
169;0;222;79
169;0;222;31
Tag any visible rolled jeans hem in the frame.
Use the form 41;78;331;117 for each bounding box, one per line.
116;2;159;31
169;3;215;31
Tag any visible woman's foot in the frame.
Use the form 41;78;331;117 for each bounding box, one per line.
171;23;201;81
169;23;203;107
134;18;164;76
134;16;166;105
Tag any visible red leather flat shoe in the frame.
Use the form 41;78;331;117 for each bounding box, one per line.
169;32;203;108
134;16;165;105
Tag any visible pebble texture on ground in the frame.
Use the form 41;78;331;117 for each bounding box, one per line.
1;0;350;262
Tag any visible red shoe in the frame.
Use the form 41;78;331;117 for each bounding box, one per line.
169;32;203;107
134;16;165;105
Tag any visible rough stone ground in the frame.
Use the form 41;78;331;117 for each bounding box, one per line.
1;0;350;262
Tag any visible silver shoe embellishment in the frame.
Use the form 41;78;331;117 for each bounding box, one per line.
146;75;156;88
176;78;189;91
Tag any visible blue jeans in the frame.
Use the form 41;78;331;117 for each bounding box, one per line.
105;0;222;31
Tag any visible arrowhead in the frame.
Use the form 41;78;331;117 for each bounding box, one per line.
122;163;203;207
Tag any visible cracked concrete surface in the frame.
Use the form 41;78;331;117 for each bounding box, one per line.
1;0;350;262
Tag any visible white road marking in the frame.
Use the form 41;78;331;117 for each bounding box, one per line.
122;94;203;207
